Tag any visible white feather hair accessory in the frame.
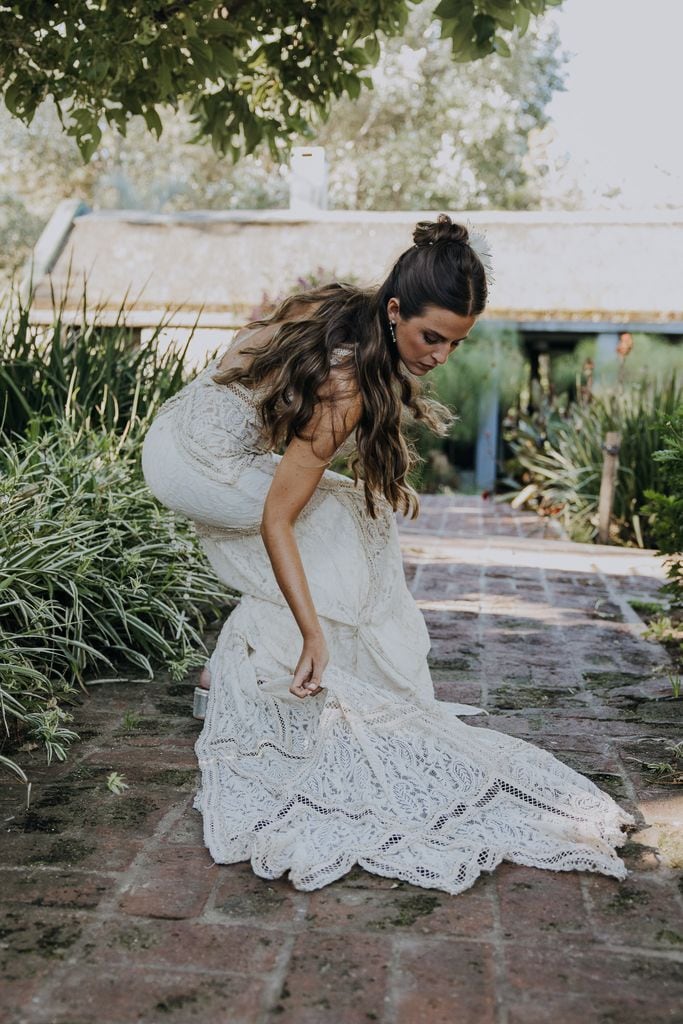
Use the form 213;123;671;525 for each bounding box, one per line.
465;220;495;288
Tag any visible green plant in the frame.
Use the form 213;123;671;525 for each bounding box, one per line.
641;406;683;606
502;378;682;545
644;616;675;643
0;284;196;441
628;740;683;785
121;710;142;731
550;334;683;398
106;771;129;794
0;415;233;788
628;598;670;615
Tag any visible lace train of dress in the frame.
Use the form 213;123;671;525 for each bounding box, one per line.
141;355;635;895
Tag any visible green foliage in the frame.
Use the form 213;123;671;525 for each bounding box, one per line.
0;292;234;787
435;0;562;61
0;290;192;439
550;334;683;398
0;420;231;786
503;379;682;546
641;406;683;604
0;1;561;161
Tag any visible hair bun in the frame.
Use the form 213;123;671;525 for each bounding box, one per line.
413;213;469;248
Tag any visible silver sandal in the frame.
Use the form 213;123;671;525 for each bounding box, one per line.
193;660;211;720
193;685;208;720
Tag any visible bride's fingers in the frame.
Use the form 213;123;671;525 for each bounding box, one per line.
290;663;324;698
290;662;313;697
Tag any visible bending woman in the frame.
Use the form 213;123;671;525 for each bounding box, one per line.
141;214;634;895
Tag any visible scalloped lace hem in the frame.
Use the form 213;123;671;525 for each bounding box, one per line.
191;776;634;895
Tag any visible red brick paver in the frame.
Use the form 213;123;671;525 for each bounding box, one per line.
2;496;682;1024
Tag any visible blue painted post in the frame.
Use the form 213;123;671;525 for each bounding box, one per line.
593;332;620;387
474;386;500;492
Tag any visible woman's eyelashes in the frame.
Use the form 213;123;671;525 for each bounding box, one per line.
423;333;460;349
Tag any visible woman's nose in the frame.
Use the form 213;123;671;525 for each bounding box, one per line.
435;345;450;364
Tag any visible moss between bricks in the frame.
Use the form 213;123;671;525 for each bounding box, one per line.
63;763;100;783
19;792;160;833
112;924;161;952
582;671;645;689
584;772;627;799
0;911;83;962
155;993;201;1014
28;837;97;866
368;893;440;929
427;656;476;671
149;768;198;788
491;685;578;710
106;794;160;826
629;598;670;615
19;813;64;834
637;701;683;725
607;886;651;912
217;890;287;918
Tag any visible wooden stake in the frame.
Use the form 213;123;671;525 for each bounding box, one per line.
598;431;621;544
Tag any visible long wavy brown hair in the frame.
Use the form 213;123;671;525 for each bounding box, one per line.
212;214;488;518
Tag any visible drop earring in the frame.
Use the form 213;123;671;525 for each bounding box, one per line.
389;319;397;345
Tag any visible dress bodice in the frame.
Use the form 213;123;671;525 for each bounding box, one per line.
152;345;357;484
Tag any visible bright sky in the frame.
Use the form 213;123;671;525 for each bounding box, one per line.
545;0;683;208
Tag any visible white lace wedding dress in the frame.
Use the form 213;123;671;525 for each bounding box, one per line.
141;347;635;895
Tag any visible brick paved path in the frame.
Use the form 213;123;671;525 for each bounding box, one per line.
2;496;682;1023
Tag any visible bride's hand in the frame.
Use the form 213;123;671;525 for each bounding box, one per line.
290;634;329;698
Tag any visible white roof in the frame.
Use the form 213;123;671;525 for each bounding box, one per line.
24;203;683;329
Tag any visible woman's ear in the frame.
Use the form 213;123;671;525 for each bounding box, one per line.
386;296;400;321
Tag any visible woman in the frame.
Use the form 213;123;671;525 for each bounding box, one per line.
141;214;635;895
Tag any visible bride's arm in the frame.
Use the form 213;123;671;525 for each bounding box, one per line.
260;384;362;699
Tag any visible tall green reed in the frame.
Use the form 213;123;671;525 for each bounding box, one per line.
503;377;681;545
0;283;198;439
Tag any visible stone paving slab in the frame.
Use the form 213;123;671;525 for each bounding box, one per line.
2;495;682;1024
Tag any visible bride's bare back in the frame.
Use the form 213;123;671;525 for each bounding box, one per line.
215;302;323;378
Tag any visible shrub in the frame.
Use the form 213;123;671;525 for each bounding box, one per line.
641;407;683;603
0;289;193;439
550;333;683;399
0;420;232;787
0;288;235;790
502;378;682;545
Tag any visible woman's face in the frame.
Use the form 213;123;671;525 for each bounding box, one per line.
386;298;476;376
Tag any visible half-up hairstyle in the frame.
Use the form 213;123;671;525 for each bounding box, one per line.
212;214;489;519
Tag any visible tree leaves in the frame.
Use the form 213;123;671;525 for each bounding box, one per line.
0;0;558;162
438;0;561;62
